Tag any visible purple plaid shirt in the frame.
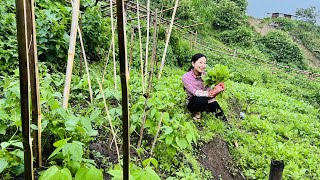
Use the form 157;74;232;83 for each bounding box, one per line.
182;70;215;103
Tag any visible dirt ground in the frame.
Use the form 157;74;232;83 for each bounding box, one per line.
198;137;245;180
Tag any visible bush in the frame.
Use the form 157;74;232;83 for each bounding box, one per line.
272;18;298;31
211;0;247;31
258;31;305;69
219;26;255;47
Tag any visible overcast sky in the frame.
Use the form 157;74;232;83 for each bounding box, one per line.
246;0;320;19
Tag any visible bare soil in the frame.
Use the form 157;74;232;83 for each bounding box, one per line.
198;137;245;180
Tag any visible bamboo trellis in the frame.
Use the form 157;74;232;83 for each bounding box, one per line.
62;0;80;109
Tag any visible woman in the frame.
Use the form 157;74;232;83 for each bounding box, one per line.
182;53;227;122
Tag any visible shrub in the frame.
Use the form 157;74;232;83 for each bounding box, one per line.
211;0;247;31
219;26;255;47
258;31;305;69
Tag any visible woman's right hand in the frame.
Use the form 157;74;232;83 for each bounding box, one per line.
208;82;225;97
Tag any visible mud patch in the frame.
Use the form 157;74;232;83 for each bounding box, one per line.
198;137;245;180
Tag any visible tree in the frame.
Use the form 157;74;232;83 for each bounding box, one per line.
296;6;319;24
211;0;247;31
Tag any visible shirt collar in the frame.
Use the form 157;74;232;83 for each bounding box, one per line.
190;69;204;79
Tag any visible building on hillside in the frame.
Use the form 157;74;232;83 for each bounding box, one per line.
267;13;297;19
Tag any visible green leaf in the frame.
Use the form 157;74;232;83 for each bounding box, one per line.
165;135;174;145
186;134;192;144
132;167;161;180
65;117;79;131
48;146;64;160
0;159;9;173
176;137;188;150
89;109;100;120
67;161;81;174
162;112;170;124
75;166;103;180
1;142;10;149
108;169;122;179
0;125;6;135
39;166;72;180
62;141;83;161
11;141;23;149
142;158;158;169
53;138;71;148
163;126;173;135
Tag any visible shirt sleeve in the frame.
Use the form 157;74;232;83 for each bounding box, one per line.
182;76;208;97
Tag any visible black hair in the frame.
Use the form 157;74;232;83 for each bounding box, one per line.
188;53;206;71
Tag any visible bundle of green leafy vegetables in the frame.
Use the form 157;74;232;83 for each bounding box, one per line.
202;64;233;88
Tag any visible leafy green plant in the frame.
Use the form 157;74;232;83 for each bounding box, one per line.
203;64;233;88
39;138;102;180
108;158;161;180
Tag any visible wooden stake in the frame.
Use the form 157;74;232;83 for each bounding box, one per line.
15;0;34;178
110;0;117;90
97;80;120;162
116;0;130;178
26;0;42;167
150;112;163;155
62;0;80;109
144;0;150;87
158;0;179;79
136;0;145;94
78;27;93;104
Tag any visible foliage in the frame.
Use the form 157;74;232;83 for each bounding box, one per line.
291;21;320;60
39;138;103;180
0;0;18;74
295;6;319;24
81;6;112;62
219;26;255;47
210;0;247;31
203;64;233;88
35;0;72;70
108;159;161;180
258;31;305;69
271;18;298;31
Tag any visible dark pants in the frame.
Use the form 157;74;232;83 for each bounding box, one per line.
187;96;228;122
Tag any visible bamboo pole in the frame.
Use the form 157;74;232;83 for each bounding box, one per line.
62;0;80;109
129;25;135;74
150;111;163;155
102;41;113;83
77;27;93;104
110;0;117;90
15;0;34;178
116;0;130;178
137;9;158;149
97;80;120;162
157;0;179;79
136;0;145;94
79;47;83;77
26;0;42;167
144;0;150;87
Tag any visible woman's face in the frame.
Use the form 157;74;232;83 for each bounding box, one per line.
192;57;207;73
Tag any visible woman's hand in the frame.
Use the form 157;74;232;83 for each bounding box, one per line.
208;82;225;97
